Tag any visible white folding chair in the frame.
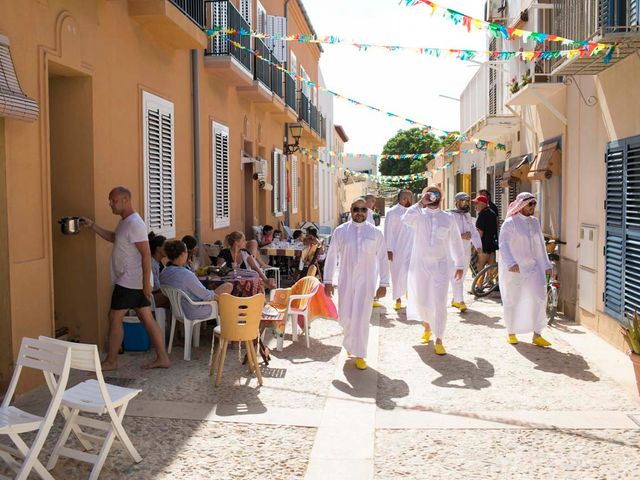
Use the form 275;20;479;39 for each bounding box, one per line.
161;286;219;361
38;336;142;480
0;338;72;480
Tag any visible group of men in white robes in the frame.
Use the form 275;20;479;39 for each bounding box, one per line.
323;189;552;369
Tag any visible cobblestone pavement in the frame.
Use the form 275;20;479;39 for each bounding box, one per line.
3;282;640;479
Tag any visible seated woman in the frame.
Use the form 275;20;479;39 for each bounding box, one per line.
182;234;211;272
161;240;233;320
149;232;170;308
259;225;274;247
218;231;276;289
246;239;270;270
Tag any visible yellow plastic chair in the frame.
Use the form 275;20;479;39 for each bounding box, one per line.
209;293;265;387
306;264;317;278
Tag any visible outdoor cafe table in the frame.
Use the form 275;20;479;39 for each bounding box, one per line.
198;271;264;297
259;243;304;258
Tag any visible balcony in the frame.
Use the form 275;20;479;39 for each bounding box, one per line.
237;36;272;102
310;103;319;133
271;73;298;122
285;74;297;111
204;0;253;86
128;0;208;49
550;0;640;75
460;63;519;140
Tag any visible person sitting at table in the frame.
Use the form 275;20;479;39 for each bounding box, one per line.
292;230;305;245
246;239;270;270
160;240;233;320
259;225;274;247
218;231;276;289
149;232;170;308
182;234;211;273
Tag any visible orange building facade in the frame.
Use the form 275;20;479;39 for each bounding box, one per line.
0;0;328;390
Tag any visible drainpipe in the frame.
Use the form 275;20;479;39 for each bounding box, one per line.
191;49;201;240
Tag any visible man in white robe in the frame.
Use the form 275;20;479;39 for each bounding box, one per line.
347;194;376;224
499;192;553;347
449;192;483;312
402;186;465;355
324;198;390;370
384;189;414;310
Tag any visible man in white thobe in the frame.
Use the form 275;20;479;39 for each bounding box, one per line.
324;198;390;370
347;193;376;225
384;189;414;310
499;192;553;347
449;192;482;312
403;186;464;355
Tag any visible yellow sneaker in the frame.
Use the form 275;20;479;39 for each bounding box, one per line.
434;343;446;355
451;301;468;312
372;300;383;308
421;329;432;344
394;300;402;310
508;334;518;345
533;336;552;347
354;357;368;370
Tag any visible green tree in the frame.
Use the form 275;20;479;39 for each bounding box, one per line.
378;128;457;192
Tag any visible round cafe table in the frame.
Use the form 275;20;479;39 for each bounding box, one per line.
199;272;264;297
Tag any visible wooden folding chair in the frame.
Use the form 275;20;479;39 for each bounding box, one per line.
38;336;142;480
0;338;72;480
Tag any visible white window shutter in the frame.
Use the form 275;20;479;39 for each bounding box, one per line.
272;150;280;215
266;15;275;52
280;153;288;213
275;16;287;63
211;1;229;54
143;91;175;238
240;0;252;26
291;155;298;214
313;164;318;209
256;1;266;33
212;122;230;229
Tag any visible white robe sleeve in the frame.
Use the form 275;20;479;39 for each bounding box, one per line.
449;217;466;269
468;215;483;250
323;228;341;285
384;209;396;253
401;203;422;228
376;231;391;287
499;221;518;269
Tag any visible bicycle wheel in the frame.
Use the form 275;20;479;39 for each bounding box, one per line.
472;264;499;297
546;287;558;325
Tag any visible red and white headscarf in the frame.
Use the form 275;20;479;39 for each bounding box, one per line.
506;192;536;218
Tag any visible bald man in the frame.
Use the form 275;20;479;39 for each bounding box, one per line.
81;187;170;370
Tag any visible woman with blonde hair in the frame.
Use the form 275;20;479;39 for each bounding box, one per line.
217;231;276;289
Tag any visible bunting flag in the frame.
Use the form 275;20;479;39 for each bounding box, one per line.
299;146;489;160
228;40;509;151
207;27;613;62
406;0;613;49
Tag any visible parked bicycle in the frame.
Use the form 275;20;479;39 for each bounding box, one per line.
545;238;566;325
471;261;499;297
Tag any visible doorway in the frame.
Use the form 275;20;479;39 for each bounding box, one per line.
49;63;98;343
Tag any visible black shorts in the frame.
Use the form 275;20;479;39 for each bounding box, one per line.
110;284;151;310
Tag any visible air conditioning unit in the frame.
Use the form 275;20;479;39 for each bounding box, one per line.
253;158;267;176
240;151;254;165
488;0;507;21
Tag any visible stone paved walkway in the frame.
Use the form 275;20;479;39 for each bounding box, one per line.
2;285;640;479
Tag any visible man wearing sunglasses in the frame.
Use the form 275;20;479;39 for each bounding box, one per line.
499;192;553;347
323;198;390;370
449;192;483;312
402;186;465;355
384;189;415;310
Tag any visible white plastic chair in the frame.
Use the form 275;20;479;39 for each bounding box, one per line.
161;286;219;361
38;336;142;480
263;266;280;288
0;338;72;480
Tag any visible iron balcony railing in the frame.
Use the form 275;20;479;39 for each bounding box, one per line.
299;92;310;124
170;0;205;28
285;74;296;110
254;37;271;89
271;53;284;99
310;103;319;133
205;0;252;73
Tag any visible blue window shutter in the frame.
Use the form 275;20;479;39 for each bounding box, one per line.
605;145;625;319
624;141;640;316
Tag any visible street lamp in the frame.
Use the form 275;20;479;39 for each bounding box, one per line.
284;122;303;154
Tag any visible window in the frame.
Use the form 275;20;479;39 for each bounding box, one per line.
143;91;175;238
289;51;297;84
313;164;318;209
605;135;640;321
240;0;252;26
266;15;287;62
291;155;299;214
280;153;288;214
256;1;266;33
212;122;230;229
272;150;287;215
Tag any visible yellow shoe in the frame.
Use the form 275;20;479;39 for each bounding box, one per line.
372;300;383;308
354;357;367;370
533;336;551;347
394;300;402;310
434;343;446;355
451;301;468;312
508;334;518;345
421;329;432;344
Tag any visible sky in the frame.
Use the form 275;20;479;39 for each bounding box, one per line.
301;0;487;154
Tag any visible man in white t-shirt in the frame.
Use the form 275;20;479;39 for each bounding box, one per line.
81;186;170;370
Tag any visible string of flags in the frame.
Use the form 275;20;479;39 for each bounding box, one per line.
405;0;615;51
208;27;614;63
227;40;508;151
299;146;490;160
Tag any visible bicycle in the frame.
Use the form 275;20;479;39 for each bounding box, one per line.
545;238;566;325
471;262;499;297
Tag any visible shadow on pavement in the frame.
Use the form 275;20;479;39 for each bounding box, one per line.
332;363;409;410
413;345;494;390
458;311;505;330
513;343;599;381
272;334;342;364
215;385;267;416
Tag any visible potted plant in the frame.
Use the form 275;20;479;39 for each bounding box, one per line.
621;311;640;396
520;71;532;88
508;76;520;95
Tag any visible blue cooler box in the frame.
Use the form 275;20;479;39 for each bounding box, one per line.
123;316;150;351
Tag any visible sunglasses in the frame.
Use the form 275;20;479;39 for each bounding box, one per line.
527;201;537;207
351;207;368;213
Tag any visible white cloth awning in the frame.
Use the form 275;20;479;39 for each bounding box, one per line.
0;34;39;122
